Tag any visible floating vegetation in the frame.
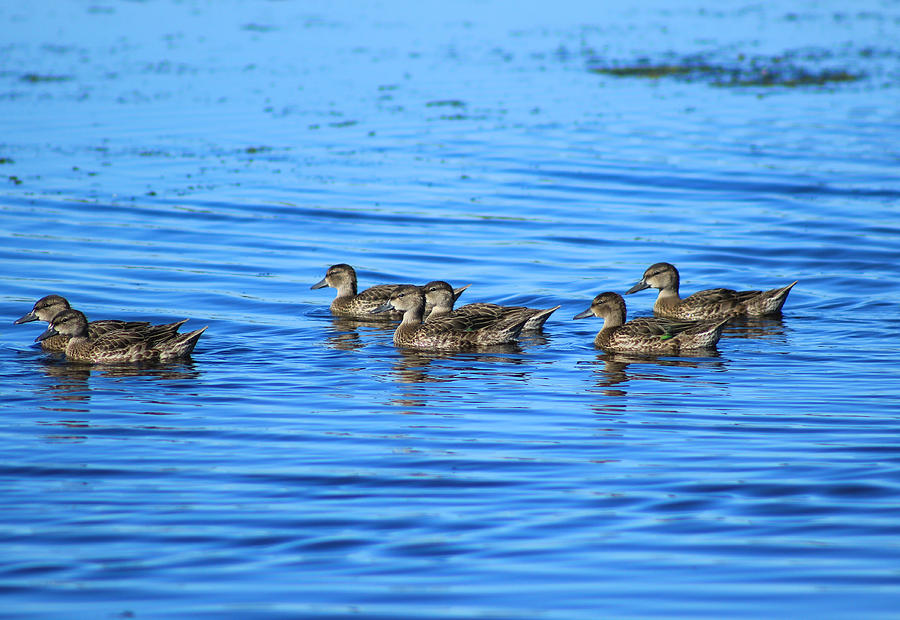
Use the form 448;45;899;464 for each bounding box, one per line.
20;73;72;83
242;23;277;33
593;64;703;79
426;99;466;108
723;68;860;87
589;50;865;88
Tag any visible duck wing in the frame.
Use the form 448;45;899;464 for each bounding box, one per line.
88;320;151;337
626;316;707;339
680;287;760;316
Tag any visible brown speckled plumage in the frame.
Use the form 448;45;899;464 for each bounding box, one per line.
37;309;206;364
15;294;188;352
574;291;727;354
373;285;529;350
626;262;797;320
311;264;468;321
422;280;559;332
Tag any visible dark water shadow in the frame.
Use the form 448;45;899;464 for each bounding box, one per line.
516;331;550;348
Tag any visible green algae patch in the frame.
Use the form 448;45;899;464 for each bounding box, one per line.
715;68;861;88
426;99;466;108
590;64;703;79
589;52;864;89
20;73;72;83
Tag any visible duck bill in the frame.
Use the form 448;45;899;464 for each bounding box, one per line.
572;308;595;320
14;311;38;324
371;300;395;314
625;280;650;294
35;326;59;342
310;276;329;290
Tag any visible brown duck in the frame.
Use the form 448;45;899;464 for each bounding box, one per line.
311;264;468;321
574;291;727;354
626;262;797;320
15;294;188;352
372;285;528;350
37;309;207;363
422;280;559;332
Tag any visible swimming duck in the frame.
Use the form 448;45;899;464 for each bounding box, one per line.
626;262;797;320
36;309;207;363
15;294;188;352
422;281;560;332
372;285;529;350
574;291;727;354
311;264;469;321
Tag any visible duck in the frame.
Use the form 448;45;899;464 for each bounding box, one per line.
573;291;727;354
422;280;559;332
372;285;529;350
36;309;207;364
311;263;469;321
15;294;189;352
626;262;797;320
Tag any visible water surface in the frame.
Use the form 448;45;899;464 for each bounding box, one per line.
2;1;899;617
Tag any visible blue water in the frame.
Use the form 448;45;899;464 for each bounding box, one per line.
2;1;900;617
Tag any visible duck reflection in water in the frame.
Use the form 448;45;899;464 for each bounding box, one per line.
721;316;788;340
322;316;397;352
33;358;202;441
389;345;525;385
388;344;528;415
585;351;726;397
37;358;92;404
36;356;202;405
386;346;529;414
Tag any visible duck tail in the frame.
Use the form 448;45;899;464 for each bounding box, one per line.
161;326;208;359
160;318;190;331
713;317;730;338
452;284;471;302
481;313;530;344
695;317;730;348
763;280;798;314
523;305;561;331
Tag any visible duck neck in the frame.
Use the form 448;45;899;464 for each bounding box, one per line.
656;271;680;303
600;310;625;332
656;287;679;304
425;296;453;320
64;332;91;357
400;303;425;327
335;277;357;298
